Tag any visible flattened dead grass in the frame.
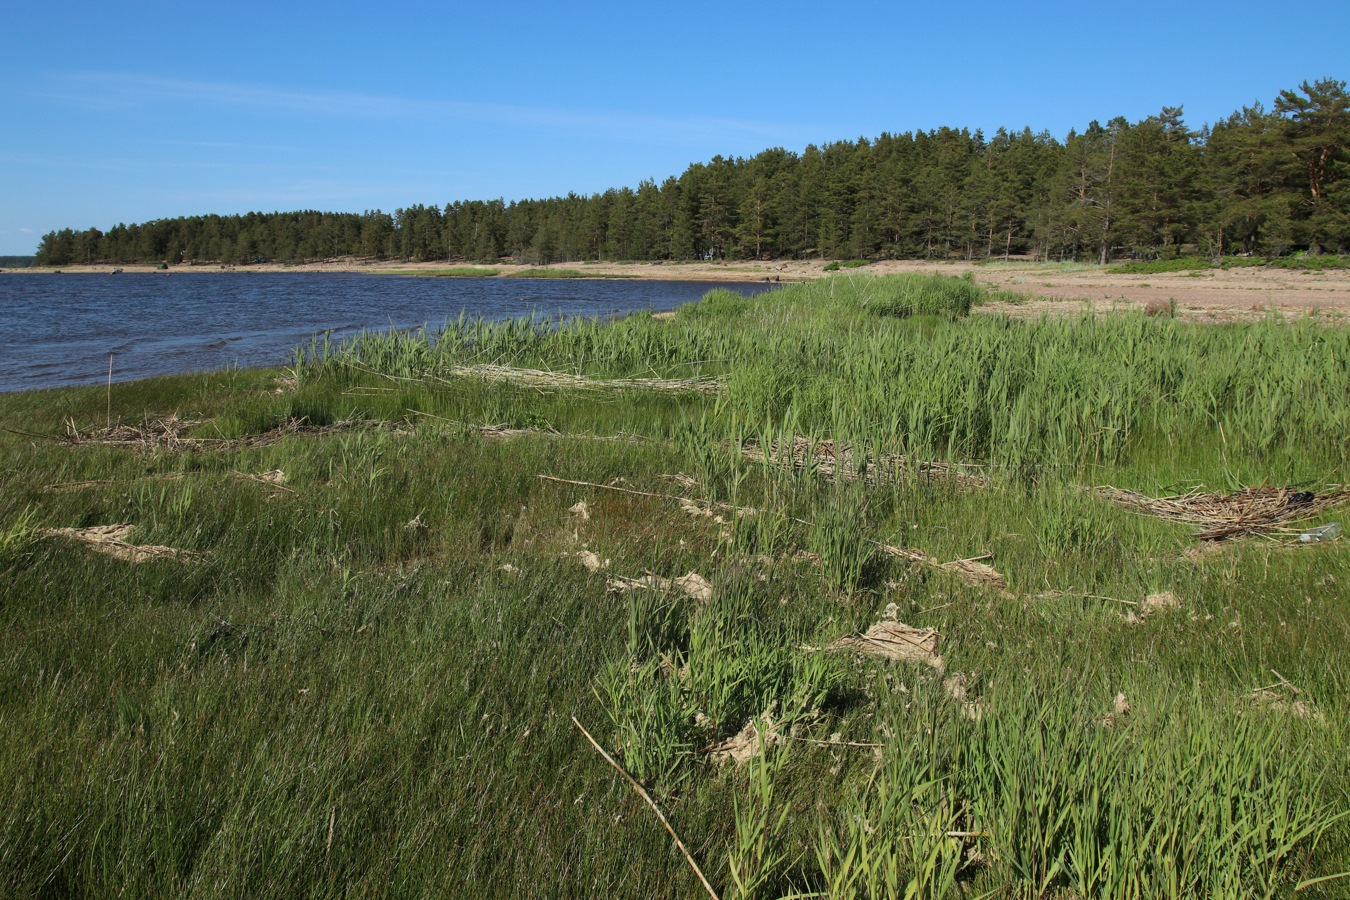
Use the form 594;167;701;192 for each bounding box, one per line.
42;524;205;563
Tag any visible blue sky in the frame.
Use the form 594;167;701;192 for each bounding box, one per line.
2;0;1347;255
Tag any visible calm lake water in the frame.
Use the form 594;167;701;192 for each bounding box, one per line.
0;273;776;393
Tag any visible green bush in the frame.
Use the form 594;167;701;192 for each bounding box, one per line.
823;260;869;272
1107;257;1213;275
1269;255;1350;270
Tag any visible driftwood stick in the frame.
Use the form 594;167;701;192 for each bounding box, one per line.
540;474;675;502
1269;669;1302;695
571;716;720;900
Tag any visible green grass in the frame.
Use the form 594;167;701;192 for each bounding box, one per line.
2;273;1348;897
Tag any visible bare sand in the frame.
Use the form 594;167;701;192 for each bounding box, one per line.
10;256;1350;322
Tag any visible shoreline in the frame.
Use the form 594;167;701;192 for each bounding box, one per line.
6;256;1350;322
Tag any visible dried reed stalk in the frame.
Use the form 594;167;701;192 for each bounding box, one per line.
876;543;1011;594
571;716;720;900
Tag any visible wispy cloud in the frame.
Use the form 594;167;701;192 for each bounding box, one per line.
0;150;453;182
41;72;813;147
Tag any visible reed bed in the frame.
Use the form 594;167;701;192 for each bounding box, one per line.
299;275;1350;475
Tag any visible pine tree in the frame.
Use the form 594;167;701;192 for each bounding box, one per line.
1274;78;1350;254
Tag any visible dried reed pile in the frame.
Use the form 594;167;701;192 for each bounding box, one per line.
61;415;405;452
876;543;1011;593
741;436;985;488
63;414;202;450
828;620;944;670
1096;484;1350;540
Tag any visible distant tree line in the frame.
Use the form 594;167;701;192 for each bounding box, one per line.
35;79;1350;267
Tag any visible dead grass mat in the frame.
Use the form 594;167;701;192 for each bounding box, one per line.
42;524;205;563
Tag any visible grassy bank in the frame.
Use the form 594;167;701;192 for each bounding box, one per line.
2;274;1347;897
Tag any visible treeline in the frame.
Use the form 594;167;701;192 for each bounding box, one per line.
35;78;1349;267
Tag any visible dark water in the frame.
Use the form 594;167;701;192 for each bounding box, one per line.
0;273;776;393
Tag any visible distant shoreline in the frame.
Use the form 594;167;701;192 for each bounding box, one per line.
1;258;811;283
6;257;1350;322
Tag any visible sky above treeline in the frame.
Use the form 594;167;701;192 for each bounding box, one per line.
2;0;1347;255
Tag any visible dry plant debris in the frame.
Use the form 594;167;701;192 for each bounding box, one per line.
607;571;714;603
1123;591;1182;625
568;500;591;521
1096;484;1350;540
61;415;408;453
62;414;201;450
571;550;610;574
45;472;186;492
477;423;547;440
709;711;781;766
1103;692;1131;727
1247;673;1325;725
43;524;205;563
405;411;546;439
742;436;986;489
659;473;700;490
270;373;298;394
237;469;290;491
830;620;945;671
877;543;1011;595
448;363;723;394
942;672;987;721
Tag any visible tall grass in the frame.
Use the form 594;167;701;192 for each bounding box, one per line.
300;274;1350;477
